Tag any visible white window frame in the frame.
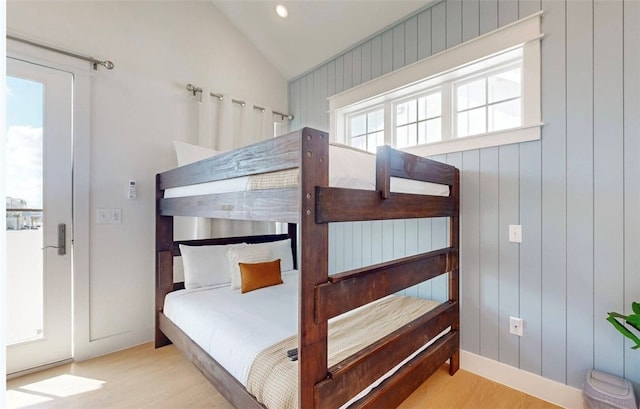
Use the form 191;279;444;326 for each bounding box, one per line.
346;106;385;152
393;88;443;148
329;12;542;156
453;61;523;138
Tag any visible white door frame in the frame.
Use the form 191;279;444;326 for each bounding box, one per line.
7;38;92;363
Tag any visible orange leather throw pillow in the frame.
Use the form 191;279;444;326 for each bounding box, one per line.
239;259;283;293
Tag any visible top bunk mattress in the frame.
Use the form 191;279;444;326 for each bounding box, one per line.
164;144;450;198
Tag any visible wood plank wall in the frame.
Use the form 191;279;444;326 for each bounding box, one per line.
287;0;640;389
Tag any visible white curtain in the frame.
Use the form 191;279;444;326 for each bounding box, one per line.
174;90;281;241
205;91;277;238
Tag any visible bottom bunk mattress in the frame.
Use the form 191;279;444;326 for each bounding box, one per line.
163;270;447;408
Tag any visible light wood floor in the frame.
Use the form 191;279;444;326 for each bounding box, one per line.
7;343;560;409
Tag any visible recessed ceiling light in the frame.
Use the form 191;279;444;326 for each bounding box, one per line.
276;4;288;18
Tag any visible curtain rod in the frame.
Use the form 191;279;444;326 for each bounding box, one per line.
186;84;294;121
7;34;115;70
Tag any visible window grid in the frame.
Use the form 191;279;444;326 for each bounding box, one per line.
454;64;522;138
456;95;521;115
343;57;524;151
347;107;384;153
393;90;443;148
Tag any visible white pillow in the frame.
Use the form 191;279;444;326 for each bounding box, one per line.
227;245;272;290
173;141;220;166
250;239;295;272
179;243;244;290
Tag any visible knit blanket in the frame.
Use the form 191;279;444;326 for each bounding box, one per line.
246;295;440;409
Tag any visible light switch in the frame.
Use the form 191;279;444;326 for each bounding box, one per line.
97;209;111;224
509;224;522;243
97;208;122;224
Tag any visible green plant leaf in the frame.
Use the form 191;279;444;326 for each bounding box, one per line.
607;316;640;348
633;301;640;315
608;312;628;320
608;316;629;335
626;314;640;332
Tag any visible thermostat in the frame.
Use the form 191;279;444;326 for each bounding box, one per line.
128;180;137;199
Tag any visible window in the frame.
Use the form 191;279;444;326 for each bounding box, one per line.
395;91;442;147
340;49;524;151
455;65;522;138
347;108;384;153
329;12;542;156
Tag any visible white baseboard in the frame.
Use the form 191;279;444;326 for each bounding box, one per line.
460;350;583;409
74;327;153;362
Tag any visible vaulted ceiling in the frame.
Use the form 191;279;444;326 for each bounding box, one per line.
211;0;431;80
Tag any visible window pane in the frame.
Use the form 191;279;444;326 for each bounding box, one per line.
418;97;427;121
418;122;426;144
489;98;521;131
418;118;442;144
396;125;409;147
457;78;486;111
418;93;441;121
427;92;441;118
351;135;366;150
367;109;384;132
457;111;469;138
426;119;442;143
6;76;45;346
367;131;384;153
488;68;521;103
467;107;486;136
408;101;417;124
396;101;408;126
396;123;417;148
396;100;417;126
457;107;486;137
397;125;408;147
350;114;366;137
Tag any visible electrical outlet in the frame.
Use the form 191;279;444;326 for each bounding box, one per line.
510;316;524;336
509;224;522;243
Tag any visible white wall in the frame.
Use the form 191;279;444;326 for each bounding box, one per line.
7;0;287;359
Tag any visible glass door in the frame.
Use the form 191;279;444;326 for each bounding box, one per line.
5;57;73;375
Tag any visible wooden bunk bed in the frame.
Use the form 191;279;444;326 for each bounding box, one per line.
155;127;460;409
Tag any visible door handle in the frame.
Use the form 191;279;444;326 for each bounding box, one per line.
57;223;66;256
42;223;66;255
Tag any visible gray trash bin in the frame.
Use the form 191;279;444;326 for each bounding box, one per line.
583;370;637;409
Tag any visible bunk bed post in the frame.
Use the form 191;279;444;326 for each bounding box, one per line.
298;128;330;409
155;173;174;348
448;168;460;375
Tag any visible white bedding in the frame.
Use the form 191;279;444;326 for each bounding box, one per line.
164;270;299;385
163;270;450;407
164;144;450;198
